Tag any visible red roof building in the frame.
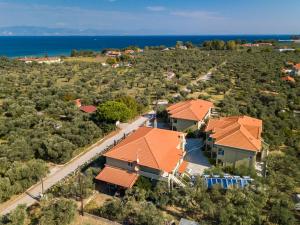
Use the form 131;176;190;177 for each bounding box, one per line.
95;127;187;188
74;99;82;107
167;99;214;131
18;57;61;64
95;166;139;188
293;63;300;76
281;76;295;83
79;105;97;113
205;116;268;166
106;51;121;57
74;99;97;113
205;116;262;152
124;49;135;54
294;63;300;70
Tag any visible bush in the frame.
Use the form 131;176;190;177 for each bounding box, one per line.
39;198;77;225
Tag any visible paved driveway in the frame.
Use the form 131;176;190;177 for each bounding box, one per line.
145;115;170;130
185;139;211;175
0;112;153;216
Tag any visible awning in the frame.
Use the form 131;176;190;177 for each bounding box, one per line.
95;166;139;188
178;160;188;174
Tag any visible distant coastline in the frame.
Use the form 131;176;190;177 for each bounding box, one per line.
279;39;300;42
0;34;295;57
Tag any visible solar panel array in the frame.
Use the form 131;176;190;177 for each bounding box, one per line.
203;175;253;189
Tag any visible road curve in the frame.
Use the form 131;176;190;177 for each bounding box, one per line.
0;114;151;215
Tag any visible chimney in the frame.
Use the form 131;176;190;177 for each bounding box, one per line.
179;133;186;150
153;118;157;128
75;99;82;108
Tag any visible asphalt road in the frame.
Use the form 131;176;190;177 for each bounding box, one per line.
0;114;151;215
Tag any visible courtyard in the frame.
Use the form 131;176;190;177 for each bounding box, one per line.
185;138;211;175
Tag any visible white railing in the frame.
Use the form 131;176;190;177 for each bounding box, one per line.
169;174;186;187
138;170;168;182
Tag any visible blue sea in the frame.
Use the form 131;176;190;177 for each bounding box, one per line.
0;35;292;57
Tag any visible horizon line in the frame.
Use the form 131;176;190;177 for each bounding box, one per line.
0;34;298;37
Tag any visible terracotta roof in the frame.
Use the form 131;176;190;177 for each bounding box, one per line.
205;116;262;152
104;127;185;173
167;99;213;121
294;63;300;70
178;160;188;174
281;76;295;82
80;105;97;113
74;99;82;107
95;166;139;188
124;49;135;54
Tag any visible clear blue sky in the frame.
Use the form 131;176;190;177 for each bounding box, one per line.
0;0;299;34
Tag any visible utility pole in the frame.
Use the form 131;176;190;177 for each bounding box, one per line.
263;160;267;178
78;173;84;216
41;178;44;195
154;92;158;128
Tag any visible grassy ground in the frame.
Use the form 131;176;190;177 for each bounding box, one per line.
71;214;116;225
84;193;114;213
84;193;179;224
188;88;225;104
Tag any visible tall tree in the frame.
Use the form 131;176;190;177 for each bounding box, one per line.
96;101;132;123
39;198;77;225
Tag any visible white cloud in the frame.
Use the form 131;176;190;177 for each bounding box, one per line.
170;10;223;20
0;1;299;35
146;6;166;12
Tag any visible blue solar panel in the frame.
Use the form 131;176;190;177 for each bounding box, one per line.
238;179;243;187
207;178;213;188
212;178;217;185
222;179;228;189
232;179;237;185
203;176;252;189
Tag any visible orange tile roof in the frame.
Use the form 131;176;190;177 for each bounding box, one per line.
178;160;188;174
281;76;295;82
104;127;185;173
205;116;262;152
95;166;139;188
80;105;97;113
74;99;81;107
167;99;213;121
294;63;300;70
124;49;134;54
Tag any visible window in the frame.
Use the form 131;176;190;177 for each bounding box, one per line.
173;119;177;123
218;149;224;156
128;162;133;167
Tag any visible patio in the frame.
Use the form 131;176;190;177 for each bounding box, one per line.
184;138;211;175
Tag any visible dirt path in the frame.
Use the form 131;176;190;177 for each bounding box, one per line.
179;61;226;94
192;60;227;84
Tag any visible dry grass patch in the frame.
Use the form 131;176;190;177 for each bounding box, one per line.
71;214;117;225
85;193;114;213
